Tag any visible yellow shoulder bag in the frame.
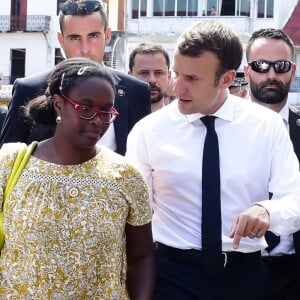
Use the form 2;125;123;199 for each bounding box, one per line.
0;141;38;250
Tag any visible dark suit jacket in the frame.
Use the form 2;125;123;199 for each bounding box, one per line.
0;68;151;155
289;106;300;163
288;106;300;285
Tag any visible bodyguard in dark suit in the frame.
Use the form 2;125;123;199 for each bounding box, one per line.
245;28;300;299
289;106;300;163
0;0;151;155
289;107;300;298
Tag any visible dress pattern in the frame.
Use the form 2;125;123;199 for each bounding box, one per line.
0;143;152;299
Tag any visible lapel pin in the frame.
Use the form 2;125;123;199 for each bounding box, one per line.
117;89;125;97
296;119;300;127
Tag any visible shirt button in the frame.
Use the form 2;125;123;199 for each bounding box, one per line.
69;187;79;197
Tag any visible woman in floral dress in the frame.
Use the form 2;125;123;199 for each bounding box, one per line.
0;57;154;299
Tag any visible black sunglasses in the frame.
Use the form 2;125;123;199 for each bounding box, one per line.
248;59;293;74
61;1;102;15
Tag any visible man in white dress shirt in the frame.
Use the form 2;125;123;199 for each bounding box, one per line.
245;28;300;300
126;20;300;300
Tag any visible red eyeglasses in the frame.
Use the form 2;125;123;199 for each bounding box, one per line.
60;94;119;124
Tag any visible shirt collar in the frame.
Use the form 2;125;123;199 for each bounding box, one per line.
184;94;236;123
279;102;289;128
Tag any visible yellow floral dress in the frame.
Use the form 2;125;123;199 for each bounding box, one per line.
0;143;152;299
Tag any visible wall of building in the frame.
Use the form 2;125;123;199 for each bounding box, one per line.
1;0;300;94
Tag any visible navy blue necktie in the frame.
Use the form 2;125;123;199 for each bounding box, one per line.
201;116;223;275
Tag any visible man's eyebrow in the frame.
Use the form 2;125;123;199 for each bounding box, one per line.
65;31;102;37
65;33;80;38
87;31;102;35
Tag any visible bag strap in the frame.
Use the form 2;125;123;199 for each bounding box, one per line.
3;141;38;212
0;141;38;251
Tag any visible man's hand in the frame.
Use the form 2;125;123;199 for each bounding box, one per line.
230;204;270;249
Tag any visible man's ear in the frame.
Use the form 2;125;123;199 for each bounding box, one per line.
220;69;236;89
57;32;64;48
244;65;250;83
291;63;297;81
105;27;112;46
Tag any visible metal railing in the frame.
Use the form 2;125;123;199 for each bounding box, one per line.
0;15;50;32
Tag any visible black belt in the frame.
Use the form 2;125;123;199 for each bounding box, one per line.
155;242;261;267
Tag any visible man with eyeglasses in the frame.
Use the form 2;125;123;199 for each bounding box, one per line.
0;0;151;155
245;28;300;300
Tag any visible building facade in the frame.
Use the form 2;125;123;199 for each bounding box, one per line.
0;0;124;85
0;0;300;102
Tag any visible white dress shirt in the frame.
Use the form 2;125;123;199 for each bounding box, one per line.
279;102;289;128
96;63;117;152
126;96;300;253
97;123;117;152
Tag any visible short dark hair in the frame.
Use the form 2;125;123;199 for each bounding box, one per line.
246;28;295;61
176;20;243;81
129;42;170;72
58;0;108;33
25;57;116;125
